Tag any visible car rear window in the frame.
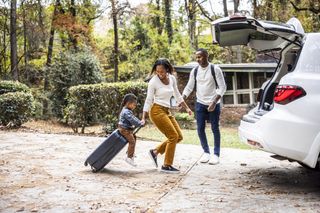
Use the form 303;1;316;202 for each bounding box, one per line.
295;33;320;73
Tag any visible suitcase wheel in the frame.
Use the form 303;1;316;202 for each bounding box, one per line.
91;166;97;173
84;161;88;166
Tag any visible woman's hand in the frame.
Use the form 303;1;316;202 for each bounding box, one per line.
141;119;146;126
186;108;193;116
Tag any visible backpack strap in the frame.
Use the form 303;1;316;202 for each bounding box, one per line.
193;66;198;92
194;64;219;91
210;64;219;89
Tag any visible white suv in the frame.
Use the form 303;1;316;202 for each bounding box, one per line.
211;15;320;170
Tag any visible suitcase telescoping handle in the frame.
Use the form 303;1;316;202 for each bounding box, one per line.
133;125;143;135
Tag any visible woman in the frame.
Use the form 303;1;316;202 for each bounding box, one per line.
141;58;192;174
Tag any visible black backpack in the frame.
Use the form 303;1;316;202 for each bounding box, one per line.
193;64;219;91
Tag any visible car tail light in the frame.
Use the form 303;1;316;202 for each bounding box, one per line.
274;85;306;105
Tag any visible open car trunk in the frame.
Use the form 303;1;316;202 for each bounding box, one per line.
211;15;305;113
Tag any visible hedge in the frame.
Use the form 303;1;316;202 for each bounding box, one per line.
0;80;30;95
65;81;147;133
0;92;34;127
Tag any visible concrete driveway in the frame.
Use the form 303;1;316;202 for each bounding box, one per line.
1;132;320;212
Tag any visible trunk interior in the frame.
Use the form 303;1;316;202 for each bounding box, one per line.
256;43;302;114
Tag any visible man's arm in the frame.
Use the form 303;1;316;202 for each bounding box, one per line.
182;68;196;99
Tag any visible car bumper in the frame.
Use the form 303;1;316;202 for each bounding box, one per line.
238;119;273;152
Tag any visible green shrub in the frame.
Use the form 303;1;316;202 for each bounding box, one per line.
65;81;147;133
30;87;47;119
0;80;30;95
49;50;103;118
173;112;196;130
20;64;44;86
174;112;194;121
0;92;34;127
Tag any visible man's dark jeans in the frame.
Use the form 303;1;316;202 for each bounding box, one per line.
195;102;221;156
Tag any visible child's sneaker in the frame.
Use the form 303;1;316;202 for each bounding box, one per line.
125;157;137;167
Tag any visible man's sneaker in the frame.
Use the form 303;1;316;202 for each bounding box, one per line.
160;165;180;174
209;155;220;165
199;153;210;163
125;157;137;167
148;149;158;168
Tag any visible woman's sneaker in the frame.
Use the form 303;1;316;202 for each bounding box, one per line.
160;165;180;174
148;149;158;168
125;157;137;167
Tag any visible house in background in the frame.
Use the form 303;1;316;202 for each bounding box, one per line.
174;63;277;125
175;63;277;106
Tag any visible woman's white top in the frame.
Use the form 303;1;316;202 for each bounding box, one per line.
143;74;184;112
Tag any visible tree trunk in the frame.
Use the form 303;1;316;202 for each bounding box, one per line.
1;11;8;76
10;0;19;81
232;0;241;62
223;0;228;17
164;0;173;44
22;2;28;67
266;1;273;20
38;0;46;47
252;0;258;17
70;0;78;50
111;0;119;82
185;0;197;50
155;0;163;35
43;0;60;117
233;0;239;14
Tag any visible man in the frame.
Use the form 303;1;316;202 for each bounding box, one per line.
182;48;226;164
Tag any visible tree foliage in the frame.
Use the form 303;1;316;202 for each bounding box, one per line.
49;50;103;118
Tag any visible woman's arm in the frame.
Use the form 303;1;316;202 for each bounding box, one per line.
171;75;192;115
179;101;193;115
142;78;155;121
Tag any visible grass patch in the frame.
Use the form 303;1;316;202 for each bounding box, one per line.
137;125;251;150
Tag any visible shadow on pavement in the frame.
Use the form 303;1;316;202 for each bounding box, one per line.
241;166;320;195
81;167;158;177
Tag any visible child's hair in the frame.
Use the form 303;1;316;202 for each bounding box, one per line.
121;93;137;108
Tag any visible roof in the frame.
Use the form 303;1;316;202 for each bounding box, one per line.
174;63;277;73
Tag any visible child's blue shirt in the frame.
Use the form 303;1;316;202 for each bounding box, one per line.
118;107;142;130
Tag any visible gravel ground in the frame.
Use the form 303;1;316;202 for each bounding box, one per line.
1;131;320;213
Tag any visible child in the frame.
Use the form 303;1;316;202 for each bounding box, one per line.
118;93;144;167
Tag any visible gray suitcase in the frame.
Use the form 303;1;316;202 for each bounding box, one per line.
84;127;140;172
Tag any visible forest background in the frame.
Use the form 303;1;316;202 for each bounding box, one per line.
0;0;319;129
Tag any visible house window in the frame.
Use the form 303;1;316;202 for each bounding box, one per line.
266;72;273;78
253;72;266;88
236;72;249;89
253;92;259;102
223;95;234;104
237;94;250;104
225;72;233;90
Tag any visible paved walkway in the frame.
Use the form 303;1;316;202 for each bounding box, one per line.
1;132;320;213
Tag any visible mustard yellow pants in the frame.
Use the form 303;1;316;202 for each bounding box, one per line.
150;103;183;166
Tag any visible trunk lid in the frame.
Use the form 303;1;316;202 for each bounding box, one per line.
211;15;304;52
